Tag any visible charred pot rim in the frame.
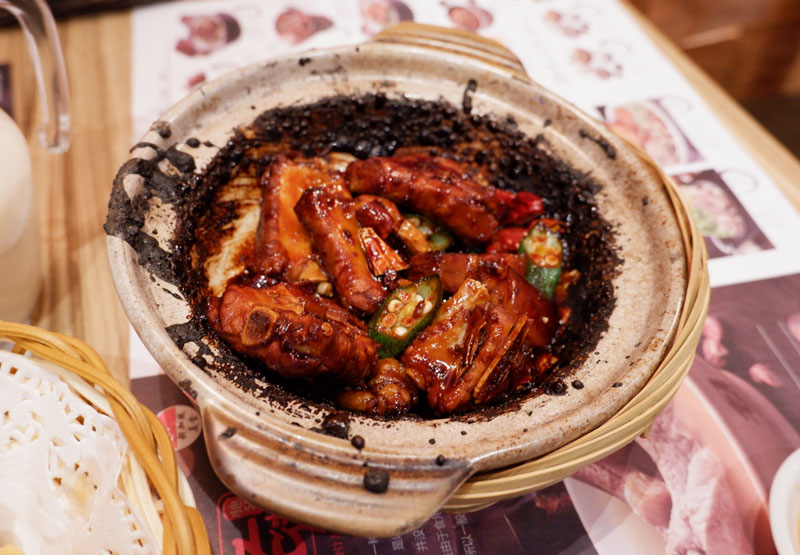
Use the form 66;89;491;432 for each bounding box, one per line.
107;93;620;422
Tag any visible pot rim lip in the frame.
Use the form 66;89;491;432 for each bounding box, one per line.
107;38;687;470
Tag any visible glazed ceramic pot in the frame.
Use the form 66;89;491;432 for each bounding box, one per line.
107;24;690;537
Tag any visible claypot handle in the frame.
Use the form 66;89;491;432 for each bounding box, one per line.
372;22;530;82
202;405;473;537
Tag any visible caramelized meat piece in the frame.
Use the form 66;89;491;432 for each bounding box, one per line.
337;358;419;416
294;186;387;313
353;194;397;239
407;252;556;348
346;154;546;239
358;227;408;276
346;154;501;242
250;156;348;281
353;194;430;254
407;251;526;291
483;263;557;348
207;283;378;384
402;279;532;413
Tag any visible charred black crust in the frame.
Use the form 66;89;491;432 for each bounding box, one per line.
105;93;621;422
351;435;365;450
130;231;175;283
177;378;198;400
153;120;171;139
321;412;351;439
105;143;203;289
363;468;390;493
105;159;151;241
545;380;568;396
462;78;478;114
166;146;196;173
579;128;616;160
166;320;215;369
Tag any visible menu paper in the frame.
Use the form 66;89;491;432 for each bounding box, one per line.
129;1;800;553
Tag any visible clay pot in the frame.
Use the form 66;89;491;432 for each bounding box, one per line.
107;23;689;537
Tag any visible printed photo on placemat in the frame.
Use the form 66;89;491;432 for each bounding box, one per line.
597;98;704;168
671;169;773;259
565;378;776;555
697;273;800;432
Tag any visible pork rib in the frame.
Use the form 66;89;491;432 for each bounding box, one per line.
345;154;501;243
407;251;557;348
402;279;532;414
250;155;347;281
207;283;378;384
294;186;387;314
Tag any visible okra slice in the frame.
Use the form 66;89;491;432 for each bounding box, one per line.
519;220;564;300
369;276;443;358
403;213;454;252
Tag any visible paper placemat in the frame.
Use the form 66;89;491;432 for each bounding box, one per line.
128;2;800;552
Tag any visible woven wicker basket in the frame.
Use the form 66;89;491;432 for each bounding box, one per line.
445;138;710;512
0;322;211;554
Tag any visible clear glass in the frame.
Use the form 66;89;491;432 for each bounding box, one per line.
0;0;71;152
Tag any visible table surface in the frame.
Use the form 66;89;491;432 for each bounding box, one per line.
2;2;800;552
0;10;132;382
1;3;799;398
